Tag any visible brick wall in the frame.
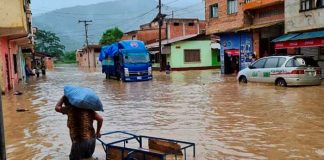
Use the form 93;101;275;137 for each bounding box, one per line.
205;0;246;34
168;20;201;39
252;4;284;25
169;22;185;38
137;29;167;44
121;33;137;41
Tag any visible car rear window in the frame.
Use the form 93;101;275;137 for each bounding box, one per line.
285;57;319;67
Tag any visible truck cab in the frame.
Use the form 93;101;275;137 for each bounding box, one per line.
100;40;153;82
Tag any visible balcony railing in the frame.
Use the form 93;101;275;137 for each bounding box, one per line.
243;0;284;10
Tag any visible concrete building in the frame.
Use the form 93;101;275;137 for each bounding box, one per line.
122;18;206;44
147;34;220;70
0;0;34;93
121;29;167;44
121;18;206;70
272;0;324;76
76;45;102;68
140;18;206;40
205;0;285;74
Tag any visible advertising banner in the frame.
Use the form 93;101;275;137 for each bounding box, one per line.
239;33;253;70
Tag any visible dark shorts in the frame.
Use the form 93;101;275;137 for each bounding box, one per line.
70;138;96;160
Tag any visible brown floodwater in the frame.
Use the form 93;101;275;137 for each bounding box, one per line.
2;66;324;160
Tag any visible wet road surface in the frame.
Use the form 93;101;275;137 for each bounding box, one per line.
3;66;324;160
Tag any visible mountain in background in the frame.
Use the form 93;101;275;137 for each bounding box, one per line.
33;0;205;51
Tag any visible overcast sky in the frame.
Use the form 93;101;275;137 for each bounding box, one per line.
31;0;202;15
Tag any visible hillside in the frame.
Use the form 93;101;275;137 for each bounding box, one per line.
33;0;205;51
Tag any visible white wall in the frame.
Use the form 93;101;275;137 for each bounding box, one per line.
285;0;324;33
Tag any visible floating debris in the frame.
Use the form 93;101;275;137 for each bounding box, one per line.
16;108;29;112
14;91;23;95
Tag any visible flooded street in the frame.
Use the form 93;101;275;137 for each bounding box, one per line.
3;66;324;160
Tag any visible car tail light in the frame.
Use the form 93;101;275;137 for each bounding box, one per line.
291;70;305;74
316;69;321;75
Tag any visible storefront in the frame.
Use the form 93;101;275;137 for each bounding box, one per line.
220;32;254;74
272;30;324;77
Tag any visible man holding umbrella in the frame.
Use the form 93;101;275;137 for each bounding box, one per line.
55;86;104;160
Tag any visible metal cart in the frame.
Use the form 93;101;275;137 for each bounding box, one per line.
97;131;196;160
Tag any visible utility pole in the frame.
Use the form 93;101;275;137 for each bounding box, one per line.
78;20;92;68
0;86;6;160
158;0;163;71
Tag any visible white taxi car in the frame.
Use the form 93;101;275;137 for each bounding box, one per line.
237;56;322;86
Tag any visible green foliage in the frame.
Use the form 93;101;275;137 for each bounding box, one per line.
63;51;77;63
99;27;123;45
35;29;65;58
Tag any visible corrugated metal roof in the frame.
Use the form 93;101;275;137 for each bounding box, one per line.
271;33;300;42
146;34;199;49
289;30;324;40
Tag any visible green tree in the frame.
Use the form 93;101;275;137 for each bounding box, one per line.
35;29;65;58
63;51;77;63
99;27;123;45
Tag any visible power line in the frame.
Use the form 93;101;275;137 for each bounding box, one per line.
78;20;92;68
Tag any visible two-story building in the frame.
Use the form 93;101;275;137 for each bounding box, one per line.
271;0;324;76
0;0;34;93
121;18;206;70
205;0;285;74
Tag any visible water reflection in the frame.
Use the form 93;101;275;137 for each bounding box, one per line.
2;67;324;159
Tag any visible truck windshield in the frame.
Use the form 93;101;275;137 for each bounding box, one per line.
124;53;150;64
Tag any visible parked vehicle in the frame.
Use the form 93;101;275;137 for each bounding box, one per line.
100;40;153;82
237;56;322;86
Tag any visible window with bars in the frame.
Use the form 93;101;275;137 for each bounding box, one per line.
227;0;238;14
316;0;324;7
301;0;324;11
184;49;201;63
210;4;218;18
301;0;312;11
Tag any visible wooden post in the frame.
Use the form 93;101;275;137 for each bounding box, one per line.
0;86;6;160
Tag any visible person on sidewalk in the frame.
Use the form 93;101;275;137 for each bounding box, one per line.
55;96;103;160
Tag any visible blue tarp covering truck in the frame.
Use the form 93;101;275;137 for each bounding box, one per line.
99;40;153;82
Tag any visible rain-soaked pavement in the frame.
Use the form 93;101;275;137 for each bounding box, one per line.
3;66;324;160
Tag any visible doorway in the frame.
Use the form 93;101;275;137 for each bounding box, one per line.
224;49;240;74
5;54;11;90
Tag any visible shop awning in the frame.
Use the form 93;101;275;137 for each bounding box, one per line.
290;30;324;40
225;49;239;56
273;30;324;49
236;21;283;31
271;33;300;42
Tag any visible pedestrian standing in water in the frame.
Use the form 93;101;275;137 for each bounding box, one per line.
55;95;103;160
40;58;46;75
252;54;257;62
165;62;171;74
